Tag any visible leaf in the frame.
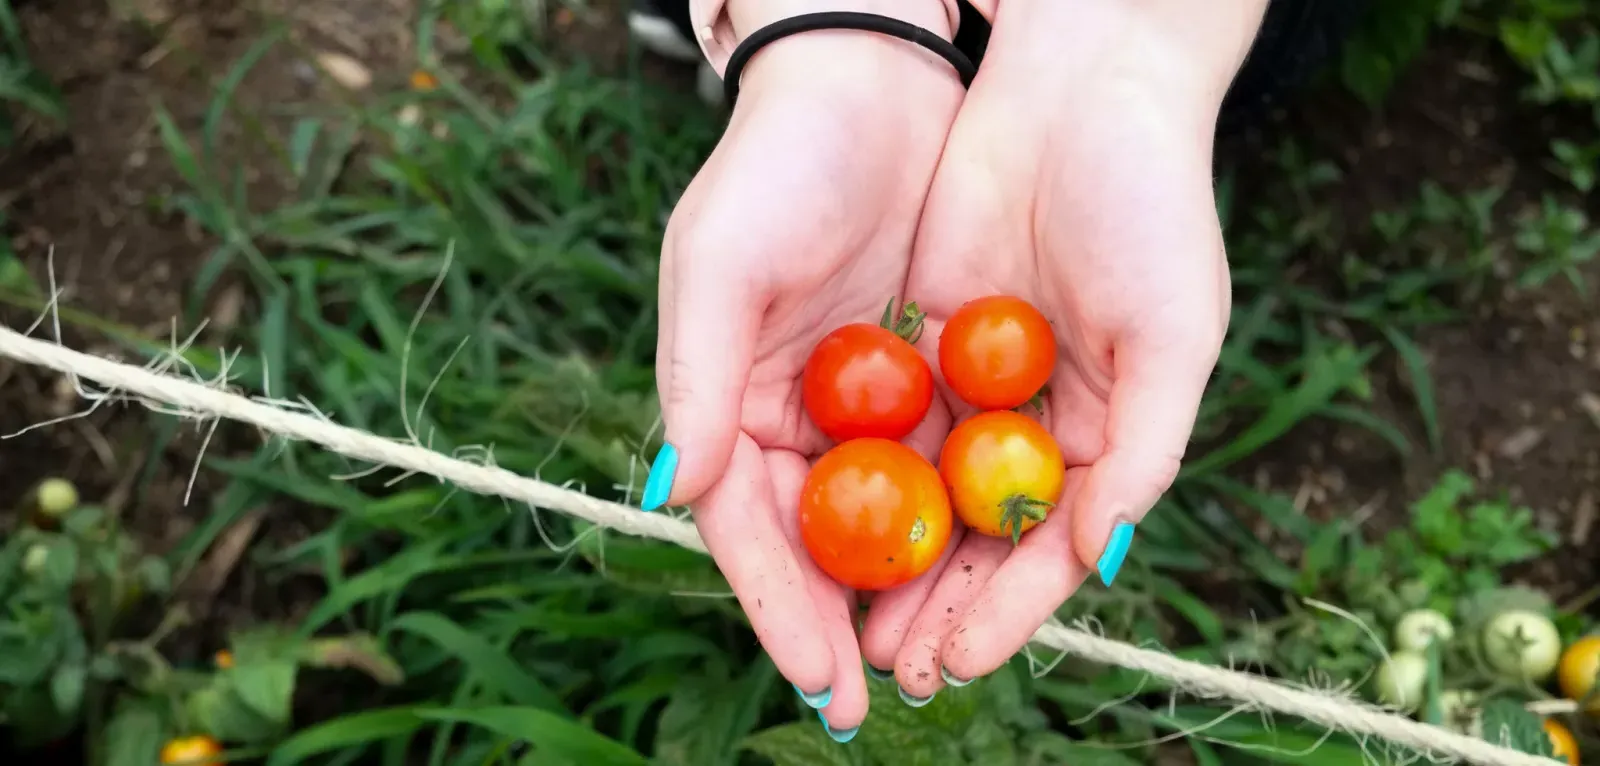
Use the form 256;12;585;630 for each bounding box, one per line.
1479;698;1553;756
417;706;649;765
186;681;282;743
267;706;425;765
228;658;297;726
50;661;87;716
386;611;564;712
1020;732;1143;765
654;659;777;766
740;722;859;766
102;697;167;766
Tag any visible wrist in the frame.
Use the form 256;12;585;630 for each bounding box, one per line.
691;0;966;99
991;0;1270;119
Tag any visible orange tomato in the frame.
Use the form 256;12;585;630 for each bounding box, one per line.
213;650;234;669
1545;719;1580;766
938;295;1056;411
938;411;1064;543
1560;636;1600;716
799;438;952;591
161;735;223;766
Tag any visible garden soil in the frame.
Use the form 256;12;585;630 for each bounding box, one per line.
0;0;1596;697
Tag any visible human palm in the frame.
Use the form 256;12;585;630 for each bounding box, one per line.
860;66;1232;699
649;41;964;733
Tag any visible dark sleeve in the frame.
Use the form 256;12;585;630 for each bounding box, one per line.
947;0;1372;137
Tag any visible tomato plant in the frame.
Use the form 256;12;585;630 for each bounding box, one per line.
799;438;952;591
1483;610;1563;682
1559;636;1600;715
938;295;1056;411
160;735;223;766
938;411;1065;544
802;299;933;442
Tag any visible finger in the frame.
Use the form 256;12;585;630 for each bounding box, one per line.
892;534;1012;701
1073;330;1220;586
693;434;835;695
858;523;965;671
943;467;1092;682
768;449;868;737
644;227;764;511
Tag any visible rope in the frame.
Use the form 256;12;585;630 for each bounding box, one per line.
0;324;1559;766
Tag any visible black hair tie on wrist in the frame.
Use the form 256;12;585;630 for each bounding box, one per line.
721;11;978;107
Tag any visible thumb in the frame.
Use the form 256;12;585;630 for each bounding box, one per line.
642;232;764;512
1071;330;1220;586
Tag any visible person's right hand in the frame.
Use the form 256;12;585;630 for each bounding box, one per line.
639;0;966;740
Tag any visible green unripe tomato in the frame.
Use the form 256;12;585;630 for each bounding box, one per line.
36;478;79;517
1394;608;1454;652
1482;609;1562;683
1375;650;1429;712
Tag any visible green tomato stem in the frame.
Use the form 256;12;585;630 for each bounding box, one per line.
878;297;927;345
1000;494;1054;546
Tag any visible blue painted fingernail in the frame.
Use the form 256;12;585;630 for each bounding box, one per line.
898;687;934;707
640;443;678;511
818;710;859;743
866;665;893;682
940;666;971;687
1097;522;1136;587
794;683;832;709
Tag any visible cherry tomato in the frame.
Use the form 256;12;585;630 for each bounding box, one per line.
1544;719;1580;766
938;411;1064;543
214;650;234;669
161;735;223;766
938;295;1056;411
1559;635;1600;716
802;301;934;442
799;438;952;591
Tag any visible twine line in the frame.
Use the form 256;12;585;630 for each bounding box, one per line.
0;324;1558;766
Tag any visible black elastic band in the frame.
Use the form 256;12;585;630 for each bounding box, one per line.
722;11;978;106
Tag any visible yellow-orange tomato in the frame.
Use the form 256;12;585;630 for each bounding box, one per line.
799;438;952;591
1559;636;1600;716
161;735;223;766
938;411;1064;543
1545;719;1580;766
213;650;234;669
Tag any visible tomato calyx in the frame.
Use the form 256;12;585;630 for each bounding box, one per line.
879;297;927;345
999;494;1054;546
909;517;927;543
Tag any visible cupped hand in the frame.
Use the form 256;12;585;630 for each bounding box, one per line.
642;13;964;735
860;0;1268;702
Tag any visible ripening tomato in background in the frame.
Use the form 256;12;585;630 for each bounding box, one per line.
799;438;952;591
938;295;1057;411
1559;635;1600;716
803;322;933;442
1543;719;1580;766
938;410;1065;544
161;735;223;766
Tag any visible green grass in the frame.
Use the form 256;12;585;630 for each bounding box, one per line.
2;0;1600;764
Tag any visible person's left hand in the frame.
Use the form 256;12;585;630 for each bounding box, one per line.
858;0;1267;702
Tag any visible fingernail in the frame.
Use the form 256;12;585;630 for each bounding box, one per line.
817;710;858;743
939;666;971;687
794;683;832;709
640;443;678;511
898;686;934;707
866;665;893;682
1097;522;1136;587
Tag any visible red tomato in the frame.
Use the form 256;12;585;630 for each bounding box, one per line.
938;295;1056;411
939;411;1064;544
802;314;933;442
799;438;952;591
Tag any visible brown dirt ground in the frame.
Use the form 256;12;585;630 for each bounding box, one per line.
1217;35;1600;607
0;0;1594;747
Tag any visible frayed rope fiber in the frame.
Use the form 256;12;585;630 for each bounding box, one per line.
0;324;1557;766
